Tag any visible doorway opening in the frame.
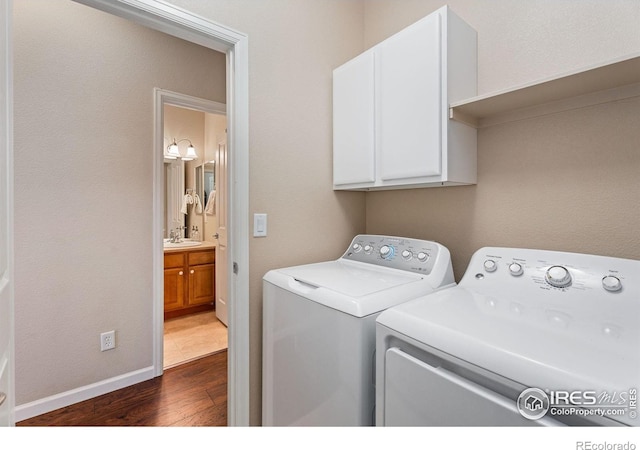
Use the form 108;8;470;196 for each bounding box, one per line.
161;97;228;369
75;0;250;425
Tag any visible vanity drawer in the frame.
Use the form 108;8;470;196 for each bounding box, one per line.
189;250;215;266
164;252;185;269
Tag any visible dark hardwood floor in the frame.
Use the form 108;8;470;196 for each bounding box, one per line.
17;350;227;427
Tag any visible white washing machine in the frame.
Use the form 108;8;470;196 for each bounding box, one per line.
376;247;639;426
262;234;455;426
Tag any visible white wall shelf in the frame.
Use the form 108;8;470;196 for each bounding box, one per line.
450;52;640;128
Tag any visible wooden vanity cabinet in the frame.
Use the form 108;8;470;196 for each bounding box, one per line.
187;250;216;307
164;252;187;313
164;248;215;319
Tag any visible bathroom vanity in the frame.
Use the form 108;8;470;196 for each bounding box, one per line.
164;243;216;319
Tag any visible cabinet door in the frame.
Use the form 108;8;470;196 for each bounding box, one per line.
377;11;442;181
164;267;186;311
333;50;376;186
188;263;215;306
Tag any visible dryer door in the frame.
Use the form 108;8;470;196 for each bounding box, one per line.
383;348;563;426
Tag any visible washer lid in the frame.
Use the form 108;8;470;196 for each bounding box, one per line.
280;260;422;297
265;260;435;317
377;287;640;425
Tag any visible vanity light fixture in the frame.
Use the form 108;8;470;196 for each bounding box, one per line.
183;142;197;161
165;138;197;161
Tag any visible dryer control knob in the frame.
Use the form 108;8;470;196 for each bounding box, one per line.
352;243;362;253
401;250;413;261
363;244;373;254
417;252;429;263
546;265;571;288
602;275;622;292
484;259;497;272
380;245;395;260
509;262;523;277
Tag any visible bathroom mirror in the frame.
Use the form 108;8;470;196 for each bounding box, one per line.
196;161;215;209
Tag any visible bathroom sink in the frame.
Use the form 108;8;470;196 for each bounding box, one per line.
163;239;202;248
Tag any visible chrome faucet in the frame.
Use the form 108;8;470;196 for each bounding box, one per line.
169;228;181;243
169;226;187;243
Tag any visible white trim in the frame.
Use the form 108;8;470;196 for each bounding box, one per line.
225;41;251;427
14;366;155;423
153;89;226;379
156;89;228;114
74;0;250;426
1;0;15;427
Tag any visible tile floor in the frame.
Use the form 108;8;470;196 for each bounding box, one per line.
163;310;228;369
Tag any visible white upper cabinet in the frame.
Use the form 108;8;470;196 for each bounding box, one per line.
378;11;442;181
333;6;477;190
333;50;376;185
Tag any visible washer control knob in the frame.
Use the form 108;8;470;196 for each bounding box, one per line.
380;245;394;260
545;265;571;288
602;275;622;292
484;259;497;272
363;244;373;254
509;262;523;277
401;250;413;261
352;243;362;253
417;252;429;263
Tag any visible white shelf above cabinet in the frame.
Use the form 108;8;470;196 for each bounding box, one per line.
450;52;640;128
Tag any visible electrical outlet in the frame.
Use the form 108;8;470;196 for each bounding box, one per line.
100;330;116;351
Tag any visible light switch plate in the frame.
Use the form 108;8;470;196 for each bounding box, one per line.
254;213;267;237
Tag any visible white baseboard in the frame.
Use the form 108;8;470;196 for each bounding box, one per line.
15;366;155;422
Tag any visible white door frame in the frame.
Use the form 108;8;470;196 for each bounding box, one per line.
1;0;15;427
74;0;250;426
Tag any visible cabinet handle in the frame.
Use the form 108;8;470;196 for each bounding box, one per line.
0;392;6;407
190;270;195;274
178;271;183;276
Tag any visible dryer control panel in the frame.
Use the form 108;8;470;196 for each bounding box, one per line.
465;247;636;295
342;234;447;275
461;247;639;343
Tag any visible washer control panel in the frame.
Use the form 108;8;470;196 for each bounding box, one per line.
467;247;635;295
342;234;446;275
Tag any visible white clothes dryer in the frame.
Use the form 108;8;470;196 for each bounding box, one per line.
262;234;455;426
376;247;639;426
